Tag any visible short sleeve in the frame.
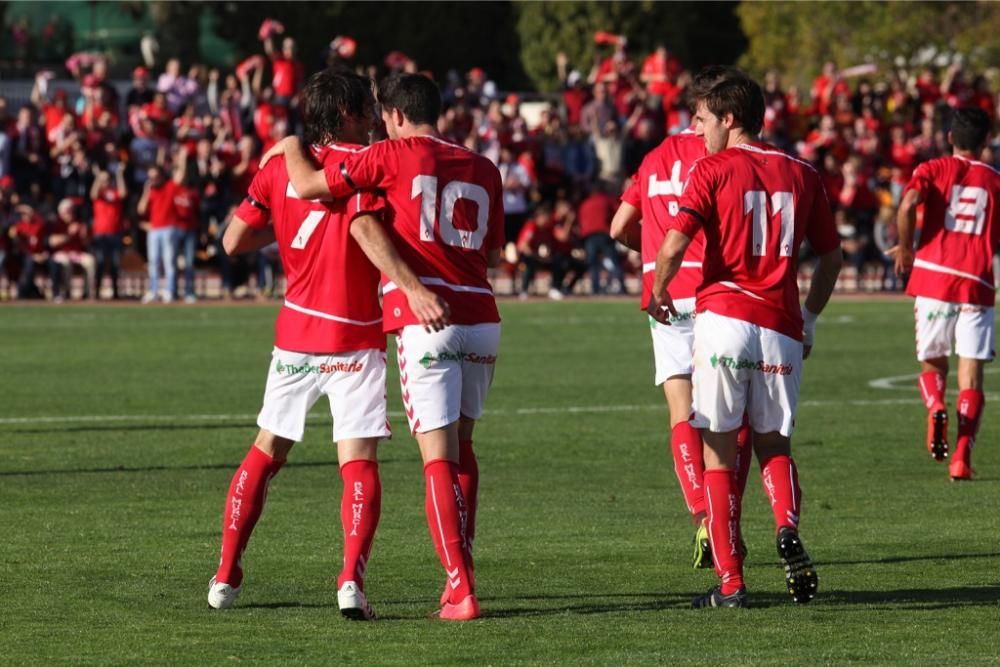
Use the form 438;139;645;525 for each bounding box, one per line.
806;174;841;256
325;141;394;198
904;160;935;199
233;161;274;228
621;176;641;207
673;160;713;238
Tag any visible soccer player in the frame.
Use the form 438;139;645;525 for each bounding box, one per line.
207;69;448;620
610;129;754;569
263;73;504;621
890;107;1000;480
649;66;843;608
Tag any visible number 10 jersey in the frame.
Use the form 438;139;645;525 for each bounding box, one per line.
325;136;505;332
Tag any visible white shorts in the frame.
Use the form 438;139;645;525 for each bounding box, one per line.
914;296;996;362
650;297;696;385
256;347;391;443
395;323;501;434
691;311;802;437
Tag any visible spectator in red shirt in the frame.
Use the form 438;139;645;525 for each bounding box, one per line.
170;149;201;303
90;166;127;299
577;182;626;294
263;25;304;108
137;164;179;303
640;45;681;104
50;198;96;300
516;202;577;299
12;204;53;299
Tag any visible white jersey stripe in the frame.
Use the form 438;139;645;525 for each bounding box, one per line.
642;261;702;274
913;258;994;289
283;299;383;326
719;281;767;301
383;277;494;296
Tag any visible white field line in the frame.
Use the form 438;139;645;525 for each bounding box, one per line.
868;367;1000;392
2;395;988;427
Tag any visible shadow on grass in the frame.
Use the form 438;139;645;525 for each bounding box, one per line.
821;551;1000;566
7;422;252;435
0;459;352;477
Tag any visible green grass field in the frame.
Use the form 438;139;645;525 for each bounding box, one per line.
1;298;998;665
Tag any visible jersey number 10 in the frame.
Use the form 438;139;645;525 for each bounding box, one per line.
412;175;489;250
745;190;794;257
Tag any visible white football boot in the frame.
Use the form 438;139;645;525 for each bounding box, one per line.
207;576;242;609
337;581;376;621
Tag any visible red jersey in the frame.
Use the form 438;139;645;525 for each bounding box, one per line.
172;185;200;232
325;136;505;332
92;187;125;235
146;180;178;229
576;191;617;238
904;155;1000;306
621;130;707;309
270;56;303;99
673;142;840;341
15;215;48;254
235;145;386;354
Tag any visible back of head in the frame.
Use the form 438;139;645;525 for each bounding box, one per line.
689;65;765;136
378;73;442;127
300;67;374;145
949;107;990;152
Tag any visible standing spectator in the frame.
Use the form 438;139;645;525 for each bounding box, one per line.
49;198;96;301
498;146;532;244
577;183;626;294
580;82;616;136
262;22;304;109
137;164;178;303
171;151;201;303
158;58;198;114
90;167;127;299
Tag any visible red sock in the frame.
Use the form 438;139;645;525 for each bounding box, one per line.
955;389;985;461
424;459;474;603
670;421;705;517
216;445;285;587
918;371;946;412
760;454;801;533
457;440;479;551
338;460;381;590
704;468;744;594
735;415;753;501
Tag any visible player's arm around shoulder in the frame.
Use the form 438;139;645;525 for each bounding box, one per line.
349;213;450;332
260;136;331;201
224;161;277;255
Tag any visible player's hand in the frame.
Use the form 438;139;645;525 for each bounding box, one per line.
646;290;677;325
886;244;913;280
406;287;451;333
259;136;299;169
803;344;813;360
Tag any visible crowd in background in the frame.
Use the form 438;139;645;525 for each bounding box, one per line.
0;21;998;302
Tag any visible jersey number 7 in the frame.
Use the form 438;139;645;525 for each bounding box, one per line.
412;175;489;250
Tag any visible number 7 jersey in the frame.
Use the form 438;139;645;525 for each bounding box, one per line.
673;142;840;341
234;145;386;354
325;135;505;332
904;155;1000;307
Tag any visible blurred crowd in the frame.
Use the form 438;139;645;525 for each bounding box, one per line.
1;21;998;302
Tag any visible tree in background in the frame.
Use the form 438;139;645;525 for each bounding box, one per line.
515;1;746;92
738;1;1000;88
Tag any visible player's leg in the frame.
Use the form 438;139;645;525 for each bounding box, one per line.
455;322;501;556
209;348;319;609
326;347;391;619
950;304;993;480
210;428;295;608
396;327;478;620
914;297;957;461
689;311;749;607
751;326;816;604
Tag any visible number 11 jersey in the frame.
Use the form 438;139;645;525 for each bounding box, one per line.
673;142;840;341
325;135;505;332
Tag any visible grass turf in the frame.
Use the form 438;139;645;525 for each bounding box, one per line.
1;298;998;665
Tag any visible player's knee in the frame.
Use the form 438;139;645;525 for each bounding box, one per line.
254;429;295;460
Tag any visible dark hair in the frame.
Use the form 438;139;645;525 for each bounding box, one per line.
300;68;374;145
377;73;441;126
949;107;991;151
689;65;765;136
